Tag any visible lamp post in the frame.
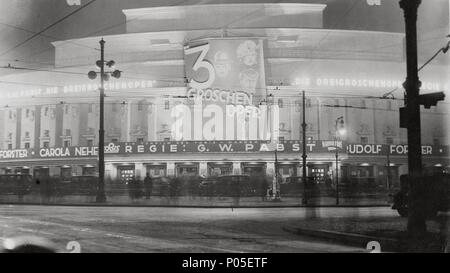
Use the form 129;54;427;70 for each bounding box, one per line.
334;116;345;205
301;91;308;205
88;39;121;203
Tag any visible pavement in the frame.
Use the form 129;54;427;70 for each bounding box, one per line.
283;213;449;253
0;194;391;207
0;205;396;253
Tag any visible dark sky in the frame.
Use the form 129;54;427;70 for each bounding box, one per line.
0;0;448;73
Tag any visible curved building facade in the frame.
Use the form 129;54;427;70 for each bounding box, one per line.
0;2;449;194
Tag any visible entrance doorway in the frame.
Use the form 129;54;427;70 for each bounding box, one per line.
308;164;329;184
242;163;266;177
146;164;166;177
118;166;135;184
176;163;199;177
208;163;232;176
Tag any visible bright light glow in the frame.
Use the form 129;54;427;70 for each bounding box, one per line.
338;128;346;136
3;239;16;250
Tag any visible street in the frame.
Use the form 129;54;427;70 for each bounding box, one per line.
0;205;397;253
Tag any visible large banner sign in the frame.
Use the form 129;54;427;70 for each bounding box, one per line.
184;38;266;105
0;141;448;161
178;38;272;141
0;140;340;161
346;143;449;156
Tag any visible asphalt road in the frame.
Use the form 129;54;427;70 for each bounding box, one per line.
0;205;396;253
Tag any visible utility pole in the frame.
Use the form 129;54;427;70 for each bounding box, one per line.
97;39;106;203
399;0;426;237
301;91;308;205
386;151;391;190
88;39;121;203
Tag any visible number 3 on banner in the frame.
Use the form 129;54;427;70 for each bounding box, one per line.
366;241;381;253
66;241;81;253
185;44;215;90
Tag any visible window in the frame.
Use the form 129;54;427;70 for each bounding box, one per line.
88;104;93;113
8;110;13;119
137;138;144;144
138;101;144;112
7;144;12;150
278;99;284;108
295;100;301;112
24;142;30;149
63;140;70;147
25;131;30;138
164;137;170;142
44;130;50;137
43;141;50;148
278;136;285;142
87;139;94;147
111;138;118;144
360;137;368;144
164;101;170;110
44;107;49;116
65;105;69;115
385;137;393;145
26;109;30;118
65;129;71;136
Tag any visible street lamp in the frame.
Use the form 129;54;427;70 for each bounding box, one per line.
87;39;121;203
334;116;345;205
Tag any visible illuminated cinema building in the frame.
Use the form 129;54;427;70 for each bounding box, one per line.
0;1;449;188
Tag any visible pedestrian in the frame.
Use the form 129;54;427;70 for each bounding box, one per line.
144;173;153;199
135;175;143;199
128;176;137;201
260;176;268;201
231;177;240;208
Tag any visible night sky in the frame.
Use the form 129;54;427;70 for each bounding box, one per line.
0;0;448;74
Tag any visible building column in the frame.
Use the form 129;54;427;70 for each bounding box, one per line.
135;162;145;179
232;162;241;175
199;161;207;177
266;162;275;176
15;108;22;149
105;163;117;180
127;101;132;142
167;162;175;176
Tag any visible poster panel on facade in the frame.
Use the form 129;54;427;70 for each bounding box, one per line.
184;38;266;106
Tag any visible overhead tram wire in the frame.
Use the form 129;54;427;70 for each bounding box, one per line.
0;0;99;58
12;0;194;64
0;21;99;54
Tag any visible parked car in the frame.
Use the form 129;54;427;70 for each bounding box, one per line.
215;175;252;197
199;177;217;196
151;176;171;196
55;175;98;196
391;173;449;218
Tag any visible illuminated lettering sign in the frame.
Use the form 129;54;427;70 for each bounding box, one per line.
346;144;447;156
293;77;446;92
0;142;448;161
66;0;81;6
366;0;381;6
184;39;266;105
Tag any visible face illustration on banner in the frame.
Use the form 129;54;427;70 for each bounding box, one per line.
184;39;266;98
